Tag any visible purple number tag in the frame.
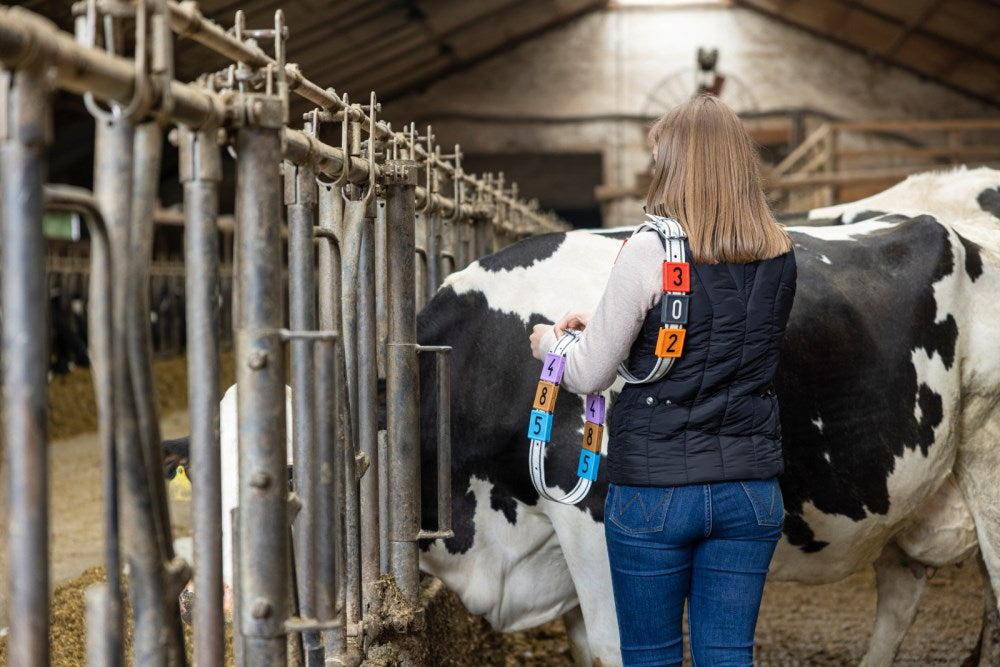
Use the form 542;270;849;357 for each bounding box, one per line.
585;394;606;424
540;353;566;384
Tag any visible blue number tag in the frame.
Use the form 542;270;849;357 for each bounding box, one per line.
577;449;600;481
527;409;555;442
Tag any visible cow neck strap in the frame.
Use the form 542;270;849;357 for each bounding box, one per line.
528;331;605;505
617;214;687;385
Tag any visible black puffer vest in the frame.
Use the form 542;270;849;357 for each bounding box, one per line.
608;235;796;487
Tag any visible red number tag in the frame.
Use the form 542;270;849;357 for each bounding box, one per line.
662;262;690;293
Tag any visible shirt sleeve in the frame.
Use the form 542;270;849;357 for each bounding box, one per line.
542;231;665;394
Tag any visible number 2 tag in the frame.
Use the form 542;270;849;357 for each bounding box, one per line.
655;327;686;358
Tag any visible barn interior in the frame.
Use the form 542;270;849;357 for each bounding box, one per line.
1;0;999;664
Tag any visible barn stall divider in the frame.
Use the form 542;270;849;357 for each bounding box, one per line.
0;3;568;666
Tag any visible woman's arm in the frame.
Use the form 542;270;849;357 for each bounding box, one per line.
532;231;665;394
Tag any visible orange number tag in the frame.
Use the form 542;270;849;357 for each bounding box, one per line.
662;262;690;293
581;422;604;453
655;327;686;358
533;381;559;413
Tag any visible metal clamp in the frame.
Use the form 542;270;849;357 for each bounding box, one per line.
78;0;151;122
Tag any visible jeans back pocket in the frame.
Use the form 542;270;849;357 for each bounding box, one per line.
608;484;674;534
740;479;784;527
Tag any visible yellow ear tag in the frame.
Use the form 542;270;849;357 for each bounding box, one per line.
170;465;193;502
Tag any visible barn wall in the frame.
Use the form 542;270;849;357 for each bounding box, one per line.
385;5;998;228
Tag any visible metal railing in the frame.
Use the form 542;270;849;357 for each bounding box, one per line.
0;3;569;666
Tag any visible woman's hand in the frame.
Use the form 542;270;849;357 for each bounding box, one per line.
554;310;594;337
530;323;553;361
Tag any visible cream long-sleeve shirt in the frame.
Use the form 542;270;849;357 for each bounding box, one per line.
540;230;666;394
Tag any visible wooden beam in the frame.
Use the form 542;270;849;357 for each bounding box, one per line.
882;0;944;58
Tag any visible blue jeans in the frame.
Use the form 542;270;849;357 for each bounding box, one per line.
604;479;784;666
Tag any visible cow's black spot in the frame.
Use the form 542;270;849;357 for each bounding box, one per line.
977;187;1000;221
417;273;606;556
781;513;830;553
957;233;984;282
777;215;958;552
477;232;566;272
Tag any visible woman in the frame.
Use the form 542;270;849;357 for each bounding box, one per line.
529;94;796;666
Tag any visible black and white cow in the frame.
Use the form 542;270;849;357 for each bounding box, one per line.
179;168;1000;664
414;171;1000;665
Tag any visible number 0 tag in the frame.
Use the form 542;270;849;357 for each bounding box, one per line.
661;294;689;326
655;327;686;358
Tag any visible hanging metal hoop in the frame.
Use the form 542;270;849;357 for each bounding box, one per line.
82;0;151;123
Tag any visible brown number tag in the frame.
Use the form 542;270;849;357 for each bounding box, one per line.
581;422;604;453
655;327;686;358
533;381;560;413
662;262;691;293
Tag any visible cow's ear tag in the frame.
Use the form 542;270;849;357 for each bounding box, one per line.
533;381;559;413
655;327;686;358
663;262;690;293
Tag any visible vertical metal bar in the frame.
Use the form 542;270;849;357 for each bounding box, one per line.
179;124;224;667
85;584;111;667
341;197;366;657
374;197;388;380
413;211;427;313
285;159;321;665
384;160;421;603
315;182;345;660
234;98;288;667
426;215;440;303
1;63;52;667
232;507;245;667
128;121;188;664
42;184;119;667
94;110;173;664
356;199;381;617
435;350;452;535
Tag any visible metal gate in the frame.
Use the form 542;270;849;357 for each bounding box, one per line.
0;3;567;665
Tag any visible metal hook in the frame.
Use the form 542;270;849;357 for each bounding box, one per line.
82;0;151;123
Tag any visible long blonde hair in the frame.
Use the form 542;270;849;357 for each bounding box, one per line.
646;95;792;264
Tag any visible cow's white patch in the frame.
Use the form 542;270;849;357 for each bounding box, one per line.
810;166;1000;250
419;476;579;633
812;417;824;433
789;219;899;241
823;452;831;463
819;254;832;265
543;499;621;665
444;232;621;325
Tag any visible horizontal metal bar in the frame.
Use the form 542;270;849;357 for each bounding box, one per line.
284;617;344;633
416;345;451;353
276;329;340;342
416;530;455;540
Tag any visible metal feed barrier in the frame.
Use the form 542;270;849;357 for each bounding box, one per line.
0;3;568;666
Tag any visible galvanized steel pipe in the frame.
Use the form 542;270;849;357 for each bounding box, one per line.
179;124;225;667
1;61;52;667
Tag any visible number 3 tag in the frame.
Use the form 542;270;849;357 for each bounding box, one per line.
655;327;686;358
662;262;690;293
